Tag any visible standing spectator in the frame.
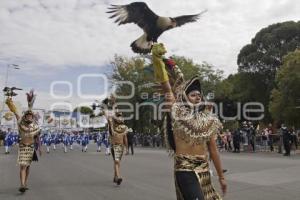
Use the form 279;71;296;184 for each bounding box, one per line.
233;128;241;153
126;131;134;155
281;124;291;156
290;128;298;154
261;128;268;151
226;130;232;152
240;122;249;152
277;128;283;154
267;124;274;152
0;129;4;146
156;134;161;147
147;134;151;146
216;134;224;152
133;133;138;146
221;133;227;152
152;134;156;147
248;122;256;152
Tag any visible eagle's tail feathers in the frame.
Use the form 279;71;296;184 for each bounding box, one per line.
130;34;153;54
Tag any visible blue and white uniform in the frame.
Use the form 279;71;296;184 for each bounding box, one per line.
63;133;70;153
81;133;89;152
12;132;19;145
69;133;74;150
45;132;52;153
4;131;14;154
96;132;102;152
102;131;110;155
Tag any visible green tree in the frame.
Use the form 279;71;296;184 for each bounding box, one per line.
110;55;153;134
110;55;224;134
73;106;94;116
269;49;300;127
238;21;300;75
237;21;300;122
214;72;270;123
220;73;268;102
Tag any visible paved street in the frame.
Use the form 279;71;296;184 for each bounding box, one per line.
1;144;300;200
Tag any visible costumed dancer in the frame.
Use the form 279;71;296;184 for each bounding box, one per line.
102;97;128;185
5;90;42;193
151;43;227;199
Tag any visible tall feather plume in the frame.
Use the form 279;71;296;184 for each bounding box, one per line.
26;89;36;110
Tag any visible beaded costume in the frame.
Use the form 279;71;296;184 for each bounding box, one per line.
169;77;223;200
17;116;40;166
151;43;223;200
6;91;40;166
108;115;128;161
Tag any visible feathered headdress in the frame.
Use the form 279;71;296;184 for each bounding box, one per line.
26;89;36;111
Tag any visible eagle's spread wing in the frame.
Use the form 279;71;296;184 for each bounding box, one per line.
107;3;207;54
107;2;158;29
173;10;207;27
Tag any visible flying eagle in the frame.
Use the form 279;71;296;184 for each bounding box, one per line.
107;2;207;54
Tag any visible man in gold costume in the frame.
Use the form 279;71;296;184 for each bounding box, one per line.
5;90;41;193
152;43;227;200
102;97;128;186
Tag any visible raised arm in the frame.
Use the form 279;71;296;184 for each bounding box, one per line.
101;96;115;123
5;97;20;121
151;43;178;110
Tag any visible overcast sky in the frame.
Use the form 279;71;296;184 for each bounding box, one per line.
0;0;299;110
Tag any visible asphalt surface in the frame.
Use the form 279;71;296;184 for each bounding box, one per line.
1;144;300;200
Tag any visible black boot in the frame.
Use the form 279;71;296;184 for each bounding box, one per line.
116;178;123;185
